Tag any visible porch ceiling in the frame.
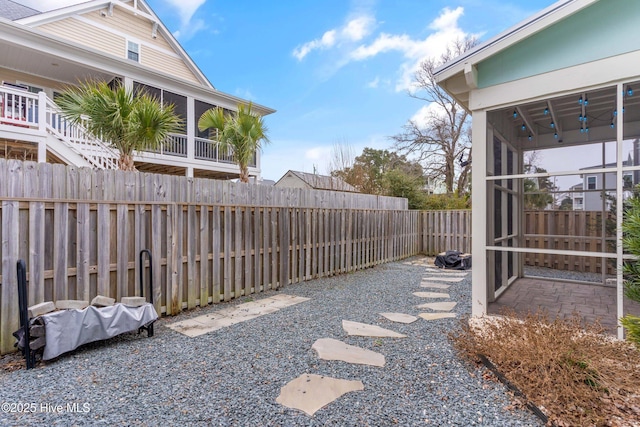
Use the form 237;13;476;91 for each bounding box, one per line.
493;83;640;151
0;40;113;85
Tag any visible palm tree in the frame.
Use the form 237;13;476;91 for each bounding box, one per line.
56;80;182;171
198;103;269;183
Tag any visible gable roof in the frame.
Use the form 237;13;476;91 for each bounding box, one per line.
14;0;215;89
0;0;40;20
277;170;359;193
434;0;597;111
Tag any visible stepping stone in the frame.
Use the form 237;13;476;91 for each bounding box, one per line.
312;338;385;367
416;301;457;311
276;374;364;416
420;283;450;289
342;320;406;338
168;294;310;337
413;292;450;299
419;312;457;320
379;312;418;324
422;276;465;283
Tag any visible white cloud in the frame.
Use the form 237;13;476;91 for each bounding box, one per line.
367;77;380;88
350;7;469;92
305;146;332;162
342;15;375;41
410;103;446;128
235;88;256;101
163;0;207;40
293;14;375;61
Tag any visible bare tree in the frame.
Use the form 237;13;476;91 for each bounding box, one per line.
391;38;476;195
327;138;356;175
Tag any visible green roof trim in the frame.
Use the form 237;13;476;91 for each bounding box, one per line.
477;0;640;88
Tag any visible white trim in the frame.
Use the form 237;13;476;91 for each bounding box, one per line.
469;51;640;111
126;39;140;63
435;0;596;81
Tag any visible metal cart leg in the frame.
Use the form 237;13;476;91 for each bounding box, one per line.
16;259;35;369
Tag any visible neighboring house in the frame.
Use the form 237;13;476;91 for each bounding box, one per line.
0;0;275;179
434;0;640;336
575;151;638;211
275;170;358;193
569;182;584;210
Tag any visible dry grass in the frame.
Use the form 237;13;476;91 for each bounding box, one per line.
451;310;640;426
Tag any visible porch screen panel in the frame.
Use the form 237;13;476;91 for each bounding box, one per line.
133;82;161;101
195;100;216;139
164;91;187;133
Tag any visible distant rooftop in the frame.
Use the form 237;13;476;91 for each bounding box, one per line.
0;0;40;20
276;170;358;193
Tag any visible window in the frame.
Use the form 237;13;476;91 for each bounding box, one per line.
127;41;139;62
587;176;596;190
624;173;633;189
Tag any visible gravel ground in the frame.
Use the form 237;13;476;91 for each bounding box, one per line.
0;257;542;426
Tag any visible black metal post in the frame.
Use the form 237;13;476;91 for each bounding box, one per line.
139;249;154;337
16;259;35;369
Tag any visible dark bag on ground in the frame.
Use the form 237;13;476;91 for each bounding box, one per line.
434;250;472;270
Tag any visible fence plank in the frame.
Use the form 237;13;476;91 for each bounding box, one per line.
187;205;197;309
1;201;19;354
223;207;232;301
234;207;243;298
211;206;221;303
200;205;210;306
116;204;128;301
262;208;270;291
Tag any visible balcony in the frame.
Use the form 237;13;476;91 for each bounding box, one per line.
0;85;259;174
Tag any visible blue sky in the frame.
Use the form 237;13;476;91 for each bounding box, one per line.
24;0;555;181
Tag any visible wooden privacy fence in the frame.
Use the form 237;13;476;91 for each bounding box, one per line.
0;159;407;209
523;210;614;274
420;210;472;255
0;201;420;354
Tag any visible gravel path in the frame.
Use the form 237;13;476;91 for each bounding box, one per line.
0;257;541;426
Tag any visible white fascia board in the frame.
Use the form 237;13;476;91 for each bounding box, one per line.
16;1;114;26
468;49;640;111
434;0;597;82
16;0;215;90
0;20;275;116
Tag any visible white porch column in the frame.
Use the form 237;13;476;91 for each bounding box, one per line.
123;77;133;91
471;109;488;316
616;83;624;340
37;91;47;162
186;96;195;162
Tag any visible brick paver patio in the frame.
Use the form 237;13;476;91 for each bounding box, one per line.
488;278;640;334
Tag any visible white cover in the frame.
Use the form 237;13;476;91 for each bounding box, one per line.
41;303;158;360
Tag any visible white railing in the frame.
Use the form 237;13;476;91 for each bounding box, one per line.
0;86;39;127
44;96;119;170
195;136;256;167
0;85;259;170
149;133;187;157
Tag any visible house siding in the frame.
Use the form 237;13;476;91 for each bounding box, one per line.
140;46;201;84
275;175;311;189
35;8;202;85
37;17;124;58
81;6;202;84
